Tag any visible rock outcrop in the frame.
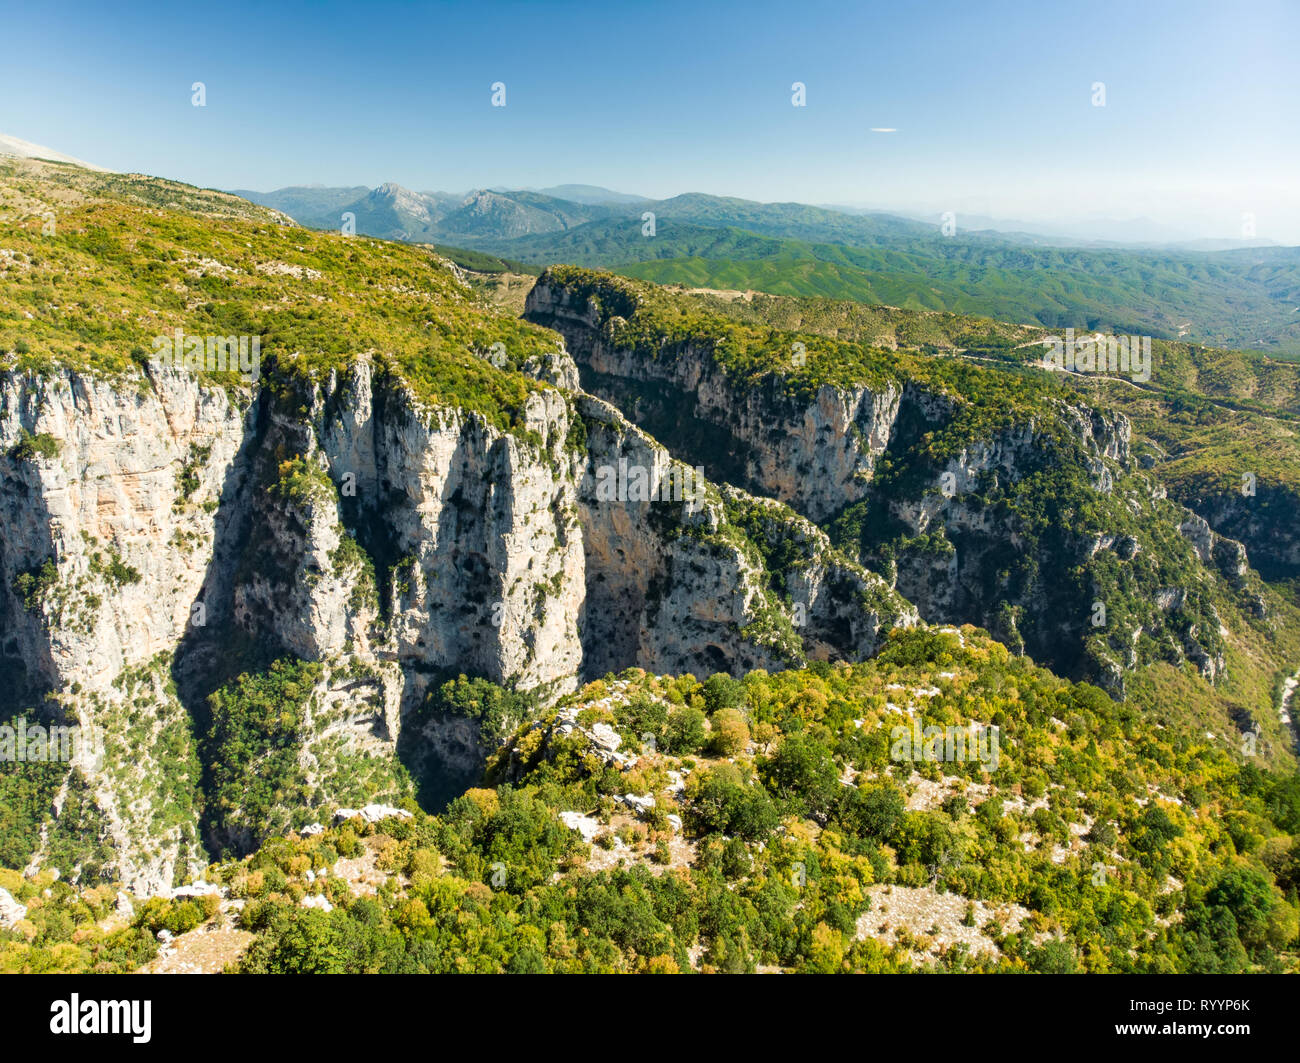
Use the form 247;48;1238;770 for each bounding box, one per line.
0;349;912;888
526;269;1245;696
526;277;904;522
0;885;26;928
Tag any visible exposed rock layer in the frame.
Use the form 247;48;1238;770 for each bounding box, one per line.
0;353;909;888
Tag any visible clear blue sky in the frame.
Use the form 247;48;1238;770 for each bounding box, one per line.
4;0;1298;240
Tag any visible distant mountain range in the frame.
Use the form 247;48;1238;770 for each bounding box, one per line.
230;182;945;246
229;182;643;242
527;184;650;206
231;180;1300;357
830;205;1281;251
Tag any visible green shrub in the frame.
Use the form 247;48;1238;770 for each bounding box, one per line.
8;429;59;461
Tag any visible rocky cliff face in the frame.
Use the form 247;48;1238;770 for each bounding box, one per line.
0;349;913;889
241;360;586;696
573;393;914;678
526;278;903;523
0;366;252;890
526;272;1256;696
1172;484;1300;584
877;410;1236;695
0;367;251;705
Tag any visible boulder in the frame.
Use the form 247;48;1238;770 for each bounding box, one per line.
333;804;413;825
558;810;602;844
0;887;27;928
170;880;222;899
621;793;656;815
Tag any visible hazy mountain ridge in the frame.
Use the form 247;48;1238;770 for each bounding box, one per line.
242;182;621;243
235;179;1300;357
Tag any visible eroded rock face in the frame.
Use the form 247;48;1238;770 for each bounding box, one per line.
887;404;1133;624
1;366;254;891
526;279;904;523
1174;486;1300;584
574;393;913;678
0;886;26;927
240;363;586;697
1178;513;1253;588
526;274;1241;696
882;414;1230;690
0;356;910;886
0;366;253;703
576;392;775;678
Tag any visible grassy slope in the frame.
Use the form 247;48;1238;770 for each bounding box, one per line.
0;157;560;436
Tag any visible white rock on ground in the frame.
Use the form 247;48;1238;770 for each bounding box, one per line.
334;804;414;825
558;810;602;844
0;887;27;927
621;793;656;815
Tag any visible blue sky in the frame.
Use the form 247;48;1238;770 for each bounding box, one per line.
4;0;1298;240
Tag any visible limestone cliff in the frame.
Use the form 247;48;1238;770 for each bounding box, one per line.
526;276;902;523
0;350;912;889
525;269;1258;696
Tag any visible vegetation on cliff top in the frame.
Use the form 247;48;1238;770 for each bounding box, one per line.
0;157;561;436
537;264;1073;458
